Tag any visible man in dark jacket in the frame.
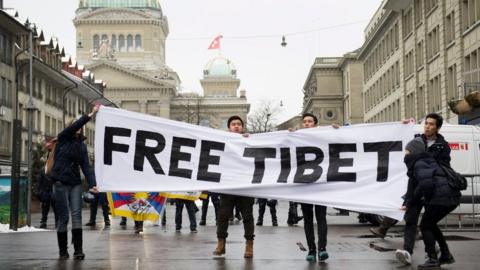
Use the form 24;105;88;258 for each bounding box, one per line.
393;113;452;266
38;170;56;229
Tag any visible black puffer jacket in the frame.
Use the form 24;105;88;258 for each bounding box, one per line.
403;133;451;206
404;151;461;208
50;115;96;188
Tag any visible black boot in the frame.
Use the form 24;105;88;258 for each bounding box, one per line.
439;246;455;265
256;217;263;226
418;253;440;269
57;231;69;259
270;207;278;226
71;229;85;260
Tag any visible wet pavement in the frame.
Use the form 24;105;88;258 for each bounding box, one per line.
1;201;479;269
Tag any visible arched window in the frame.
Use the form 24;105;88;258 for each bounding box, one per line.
135;34;142;49
101;34;108;43
93;34;99;51
111;35;117;50
127;34;133;51
118;35;125;52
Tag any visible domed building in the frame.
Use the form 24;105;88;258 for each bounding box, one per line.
74;0;179;117
171;55;250;130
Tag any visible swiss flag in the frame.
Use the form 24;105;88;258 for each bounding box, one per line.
208;35;223;50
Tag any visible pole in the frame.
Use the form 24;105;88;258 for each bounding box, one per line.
25;28;36;227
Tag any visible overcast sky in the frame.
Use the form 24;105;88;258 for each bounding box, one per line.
5;0;383;123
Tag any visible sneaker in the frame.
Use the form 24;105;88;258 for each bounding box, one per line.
85;221;95;227
119;220;126;226
318;250;329;262
439;253;455;265
306;250;316;262
191;229;198;233
175;227;181;232
395;249;412;265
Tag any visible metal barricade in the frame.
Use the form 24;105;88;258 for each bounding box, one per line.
462;174;480;228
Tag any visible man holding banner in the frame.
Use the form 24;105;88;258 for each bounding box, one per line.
213;116;255;258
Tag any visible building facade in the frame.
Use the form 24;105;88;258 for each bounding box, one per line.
302;52;364;126
359;0;479;124
0;7;114;174
171;56;250;130
74;0;180;118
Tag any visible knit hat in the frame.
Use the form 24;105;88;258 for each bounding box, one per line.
405;137;426;155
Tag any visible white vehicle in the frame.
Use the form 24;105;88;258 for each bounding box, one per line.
413;124;480;216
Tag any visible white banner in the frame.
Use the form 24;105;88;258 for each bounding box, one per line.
95;107;414;220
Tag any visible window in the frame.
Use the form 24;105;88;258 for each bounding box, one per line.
405;50;414;78
93;34;99;51
403;8;413;38
406;92;416;119
101;34;108;43
427;26;440;60
0;77;5;107
127;34;133;51
447;64;458;101
417;85;425;120
462;0;480;30
119;35;125;52
394;23;399;48
446;12;455;44
111;35;117;50
428;75;441;112
135;34;142;49
414;0;423;25
45;115;50;135
0;120;11;153
416;41;424;68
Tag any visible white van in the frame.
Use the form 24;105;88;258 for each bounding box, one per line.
413;124;480;215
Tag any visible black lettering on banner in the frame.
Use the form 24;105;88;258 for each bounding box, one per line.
197;140;226;182
104;127;131;165
327;143;357;182
243;148;276;183
294;147;324;183
364;141;403;182
276;147;291;183
168;137;197;179
134;130;166;174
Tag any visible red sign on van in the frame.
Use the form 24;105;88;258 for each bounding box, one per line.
449;143;468;150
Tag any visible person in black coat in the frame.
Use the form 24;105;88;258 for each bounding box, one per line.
38;169;56;229
51;105;99;260
403;137;460;269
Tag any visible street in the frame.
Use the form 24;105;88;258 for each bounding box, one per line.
1;202;479;270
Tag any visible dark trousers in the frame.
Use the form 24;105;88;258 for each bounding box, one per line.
201;193;219;222
301;203;327;252
287;202;300;225
217;194;254;240
41;198;57;225
88;192;110;224
175;199;197;230
420;204;457;255
403;203;423;254
257;199;277;221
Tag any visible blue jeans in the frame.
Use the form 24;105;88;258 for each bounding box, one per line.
53;182;83;232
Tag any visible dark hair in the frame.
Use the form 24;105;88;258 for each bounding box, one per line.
302;113;318;125
425;113;443;129
227;115;244;128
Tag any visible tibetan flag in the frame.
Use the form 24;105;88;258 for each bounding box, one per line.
165;191;207;200
208;35;223;50
107;192;167;222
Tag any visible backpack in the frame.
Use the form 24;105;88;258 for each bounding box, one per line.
439;163;468;191
44;139;58;176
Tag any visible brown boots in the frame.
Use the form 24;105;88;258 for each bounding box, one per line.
213;238;253;258
213;238;226;256
244;240;253;258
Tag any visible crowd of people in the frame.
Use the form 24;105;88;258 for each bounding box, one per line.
38;105;461;269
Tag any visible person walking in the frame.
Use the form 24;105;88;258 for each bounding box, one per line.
85;192;110;228
256;198;278;226
175;198;198;233
51;104;99;260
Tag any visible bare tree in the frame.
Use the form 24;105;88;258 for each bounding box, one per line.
171;93;217;126
247;100;282;133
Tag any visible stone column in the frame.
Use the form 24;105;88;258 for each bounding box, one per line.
139;100;147;114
